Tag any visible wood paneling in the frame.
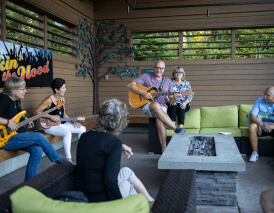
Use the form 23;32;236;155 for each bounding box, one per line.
6;0;96;130
2;0;274;122
93;0;274;115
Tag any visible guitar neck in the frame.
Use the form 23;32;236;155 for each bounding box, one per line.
262;117;274;123
17;106;61;128
60;117;78;122
153;91;192;98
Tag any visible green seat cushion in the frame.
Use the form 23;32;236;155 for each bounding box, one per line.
239;104;254;127
199;127;241;137
166;108;200;130
166;128;200;137
240;126;249;137
11;186;149;213
184;108;201;129
200;105;238;128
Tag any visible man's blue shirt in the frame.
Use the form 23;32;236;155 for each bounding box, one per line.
251;98;274;124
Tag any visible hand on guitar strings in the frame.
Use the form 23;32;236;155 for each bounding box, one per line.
144;92;152;100
25;117;34;129
261;124;273;133
7;119;18;132
51;115;60;122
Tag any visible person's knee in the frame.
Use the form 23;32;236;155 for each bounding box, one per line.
80;126;86;133
150;102;161;111
28;146;43;156
119;167;135;181
63;130;72;138
249;123;258;135
260;188;274;212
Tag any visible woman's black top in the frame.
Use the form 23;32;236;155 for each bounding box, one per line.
74;130;122;202
43;101;65;123
0;93;26;133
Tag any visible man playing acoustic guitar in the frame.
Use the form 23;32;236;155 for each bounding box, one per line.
127;60;185;153
249;87;274;162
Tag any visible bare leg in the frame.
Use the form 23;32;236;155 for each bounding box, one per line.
260;188;274;213
149;102;176;130
249;123;259;152
67;158;73;163
156;118;167;152
132;176;154;202
179;124;184;128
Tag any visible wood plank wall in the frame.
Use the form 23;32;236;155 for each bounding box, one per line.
1;0;95;129
94;0;274;116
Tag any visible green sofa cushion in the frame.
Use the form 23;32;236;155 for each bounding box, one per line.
200;105;238;128
184;108;201;129
239;104;254;127
11;186;149;213
199;127;242;137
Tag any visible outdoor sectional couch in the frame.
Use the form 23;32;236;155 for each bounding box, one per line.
149;105;274;155
0;164;197;213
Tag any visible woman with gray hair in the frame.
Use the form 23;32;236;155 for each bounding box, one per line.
167;66;193;131
75;98;154;202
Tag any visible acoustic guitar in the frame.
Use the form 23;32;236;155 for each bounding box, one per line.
128;84;194;108
40;116;85;128
0;101;64;148
246;111;274;126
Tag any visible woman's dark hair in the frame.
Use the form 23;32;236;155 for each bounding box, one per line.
51;78;66;93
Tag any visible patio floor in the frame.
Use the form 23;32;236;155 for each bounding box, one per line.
0;131;273;212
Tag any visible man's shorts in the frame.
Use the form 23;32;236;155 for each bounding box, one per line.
142;103;167;118
260;129;274;137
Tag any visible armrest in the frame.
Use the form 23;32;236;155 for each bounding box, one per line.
152;169;196;213
0;164;75;213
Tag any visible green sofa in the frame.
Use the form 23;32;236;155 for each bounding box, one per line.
149;105;274;155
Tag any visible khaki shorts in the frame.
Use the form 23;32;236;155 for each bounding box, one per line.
118;167;137;198
142;103;167;118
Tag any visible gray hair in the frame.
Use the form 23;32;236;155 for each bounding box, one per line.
95;98;129;135
3;76;26;96
172;66;185;81
154;60;165;68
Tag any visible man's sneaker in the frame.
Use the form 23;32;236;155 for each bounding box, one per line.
249;151;259;162
175;127;186;133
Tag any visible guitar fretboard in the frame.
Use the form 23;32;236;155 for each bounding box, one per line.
153;91;193;98
60;118;78;122
13;102;64;129
262;117;274;123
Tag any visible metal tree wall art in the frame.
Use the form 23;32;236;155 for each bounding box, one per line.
74;19;139;79
74;19;139;112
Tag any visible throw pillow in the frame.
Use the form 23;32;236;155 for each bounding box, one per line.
11;186;149;213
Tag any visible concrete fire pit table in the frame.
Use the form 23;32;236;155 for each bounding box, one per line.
158;133;246;206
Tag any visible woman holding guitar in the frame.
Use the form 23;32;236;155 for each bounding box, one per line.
34;78;86;164
167;66;193;131
0;77;73;181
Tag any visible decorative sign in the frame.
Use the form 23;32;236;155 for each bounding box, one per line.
0;41;53;87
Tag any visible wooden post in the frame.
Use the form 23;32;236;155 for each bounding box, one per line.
179;31;183;60
231;29;235;59
0;0;6;41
